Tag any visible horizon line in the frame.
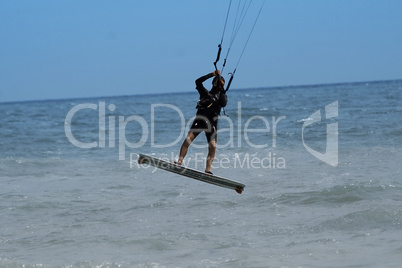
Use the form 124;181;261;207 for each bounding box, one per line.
1;78;401;105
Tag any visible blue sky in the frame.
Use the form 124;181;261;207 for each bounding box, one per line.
1;0;401;103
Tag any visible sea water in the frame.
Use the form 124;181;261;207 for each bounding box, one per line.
0;80;401;267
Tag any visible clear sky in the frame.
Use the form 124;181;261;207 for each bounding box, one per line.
1;0;401;103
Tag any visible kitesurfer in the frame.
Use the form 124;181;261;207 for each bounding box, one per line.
176;70;227;174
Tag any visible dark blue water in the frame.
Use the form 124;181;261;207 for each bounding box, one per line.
1;80;401;267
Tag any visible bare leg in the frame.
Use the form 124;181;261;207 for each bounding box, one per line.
177;132;196;165
205;139;216;173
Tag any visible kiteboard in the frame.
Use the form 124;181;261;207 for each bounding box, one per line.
138;154;245;194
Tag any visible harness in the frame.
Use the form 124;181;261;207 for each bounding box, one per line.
196;92;218;110
196;91;228;116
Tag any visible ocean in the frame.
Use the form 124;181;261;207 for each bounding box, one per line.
1;80;401;267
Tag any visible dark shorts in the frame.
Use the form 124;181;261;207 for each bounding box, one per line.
190;115;218;143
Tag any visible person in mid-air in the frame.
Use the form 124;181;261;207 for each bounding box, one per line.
176;70;227;174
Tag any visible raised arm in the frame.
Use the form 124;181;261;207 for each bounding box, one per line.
195;70;221;96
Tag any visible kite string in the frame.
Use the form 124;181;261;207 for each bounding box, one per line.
225;0;265;92
214;0;232;71
233;0;264;70
222;0;253;73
